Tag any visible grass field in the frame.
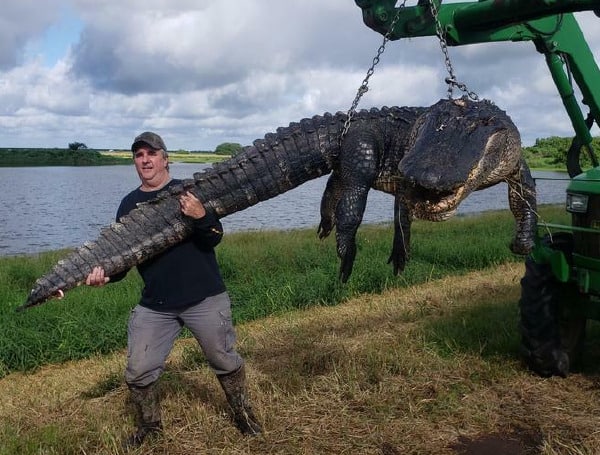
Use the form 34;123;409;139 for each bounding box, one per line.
3;205;598;454
2;262;600;454
101;150;226;164
3;207;556;376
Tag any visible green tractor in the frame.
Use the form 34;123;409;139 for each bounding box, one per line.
354;0;600;377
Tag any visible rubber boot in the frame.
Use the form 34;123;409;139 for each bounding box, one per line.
122;382;162;449
217;365;262;435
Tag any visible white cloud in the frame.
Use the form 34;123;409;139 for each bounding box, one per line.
0;1;62;68
0;1;598;149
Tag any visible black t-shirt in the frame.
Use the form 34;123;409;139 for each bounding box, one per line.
113;179;226;310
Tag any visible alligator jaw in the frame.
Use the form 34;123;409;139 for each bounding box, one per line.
404;182;467;221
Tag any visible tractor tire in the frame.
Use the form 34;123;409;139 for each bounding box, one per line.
519;233;585;377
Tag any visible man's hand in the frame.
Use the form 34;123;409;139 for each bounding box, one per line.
86;266;110;287
179;191;206;219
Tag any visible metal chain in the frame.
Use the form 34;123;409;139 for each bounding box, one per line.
428;0;479;101
339;0;407;146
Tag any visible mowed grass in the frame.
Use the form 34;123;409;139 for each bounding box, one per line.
102;150;226;164
2;262;600;454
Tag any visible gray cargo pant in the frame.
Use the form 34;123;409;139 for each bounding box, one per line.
125;291;243;387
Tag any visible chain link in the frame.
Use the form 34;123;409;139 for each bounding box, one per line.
339;0;407;147
340;0;479;147
428;0;479;101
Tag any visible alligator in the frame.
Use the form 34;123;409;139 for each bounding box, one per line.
319;97;536;280
19;97;536;311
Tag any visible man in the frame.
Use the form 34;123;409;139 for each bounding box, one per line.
86;131;262;448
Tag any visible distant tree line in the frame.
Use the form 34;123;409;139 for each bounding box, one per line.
1;136;599;168
0;148;129;167
67;140;242;156
522;136;600;169
215;142;243;156
68;142;88;151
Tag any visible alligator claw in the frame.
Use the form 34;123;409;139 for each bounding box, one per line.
387;253;406;276
317;221;333;240
510;238;534;256
337;241;356;283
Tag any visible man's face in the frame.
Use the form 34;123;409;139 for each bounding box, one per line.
133;146;169;188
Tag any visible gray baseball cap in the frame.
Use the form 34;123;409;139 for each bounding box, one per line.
131;131;167;153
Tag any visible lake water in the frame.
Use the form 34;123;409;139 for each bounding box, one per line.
0;163;569;256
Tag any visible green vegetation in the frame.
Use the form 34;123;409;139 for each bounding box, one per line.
0;147;230;167
168;152;227;163
67;142;88;151
0;148;130;167
215;142;243;156
102;150;226;164
3;205;598;455
1;135;598;168
522;136;600;169
0;205;569;378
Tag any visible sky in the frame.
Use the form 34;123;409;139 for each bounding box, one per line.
1;1;599;151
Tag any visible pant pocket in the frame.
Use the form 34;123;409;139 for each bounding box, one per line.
219;309;236;353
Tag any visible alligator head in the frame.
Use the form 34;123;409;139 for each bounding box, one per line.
399;97;524;221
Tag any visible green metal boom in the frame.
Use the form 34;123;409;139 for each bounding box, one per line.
355;0;600;159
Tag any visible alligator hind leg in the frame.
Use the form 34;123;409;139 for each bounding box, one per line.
507;157;537;255
318;173;343;239
388;196;412;275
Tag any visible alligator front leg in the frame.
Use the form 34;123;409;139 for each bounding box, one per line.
507;157;537;255
388;195;412;274
318;169;369;281
329;130;382;282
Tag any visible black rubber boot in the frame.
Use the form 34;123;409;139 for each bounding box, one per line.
122;382;162;449
217;365;262;436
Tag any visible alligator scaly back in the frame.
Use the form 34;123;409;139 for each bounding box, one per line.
19;112;348;311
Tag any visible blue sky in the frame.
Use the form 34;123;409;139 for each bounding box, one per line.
25;6;83;67
0;1;598;151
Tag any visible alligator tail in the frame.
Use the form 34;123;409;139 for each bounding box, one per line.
190;113;340;217
19;188;193;311
19;113;344;311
